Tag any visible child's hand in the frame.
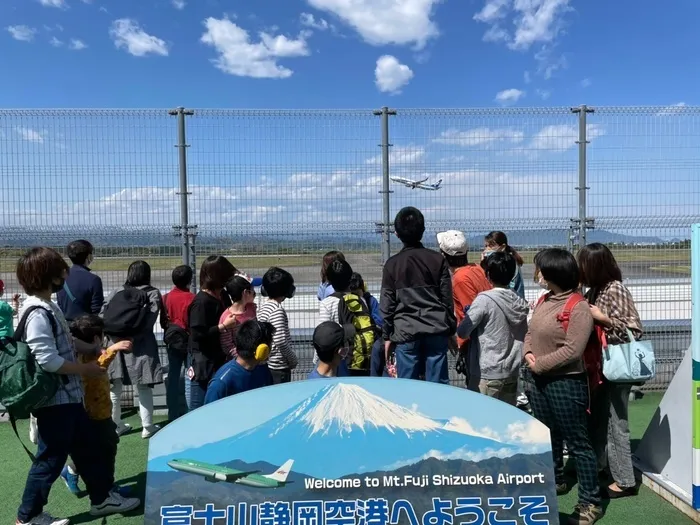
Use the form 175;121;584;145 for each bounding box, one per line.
222;315;238;329
12;293;20;303
110;340;133;353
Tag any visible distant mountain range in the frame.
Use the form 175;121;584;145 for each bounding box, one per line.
0;226;666;248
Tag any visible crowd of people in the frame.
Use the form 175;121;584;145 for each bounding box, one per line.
0;206;645;525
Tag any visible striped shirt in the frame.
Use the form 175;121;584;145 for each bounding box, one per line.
257;300;298;371
19;296;83;408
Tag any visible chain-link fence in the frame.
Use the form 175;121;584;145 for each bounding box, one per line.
1;105;698;407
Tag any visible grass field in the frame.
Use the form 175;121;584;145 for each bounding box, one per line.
0;248;691;273
0;393;694;524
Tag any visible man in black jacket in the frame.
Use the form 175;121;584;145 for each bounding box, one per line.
380;207;456;384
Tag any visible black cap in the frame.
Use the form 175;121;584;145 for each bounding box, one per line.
313;321;355;352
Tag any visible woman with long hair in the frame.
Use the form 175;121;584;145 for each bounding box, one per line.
578;243;642;499
105;260;163;439
482;231;525;300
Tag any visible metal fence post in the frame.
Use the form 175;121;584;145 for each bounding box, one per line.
374;106;396;264
169;106;196;291
571;104;595;251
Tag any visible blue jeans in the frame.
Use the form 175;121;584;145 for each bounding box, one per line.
185;354;207;411
18;404;111;522
370;339;388;377
395;335;449;384
166;347;187;421
186;377;207;411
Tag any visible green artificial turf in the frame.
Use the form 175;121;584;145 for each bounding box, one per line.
0;394;695;524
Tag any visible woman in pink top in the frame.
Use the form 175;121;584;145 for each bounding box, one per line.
220;273;258;359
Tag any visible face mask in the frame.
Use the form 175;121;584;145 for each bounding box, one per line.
286;285;296;299
537;276;549;290
483;249;495;258
338;346;351;359
86;255;94;267
52;278;65;293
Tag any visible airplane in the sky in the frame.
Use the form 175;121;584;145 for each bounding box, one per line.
390;176;443;191
167;458;294;489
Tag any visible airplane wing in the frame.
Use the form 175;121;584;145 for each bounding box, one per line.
168;460;259;483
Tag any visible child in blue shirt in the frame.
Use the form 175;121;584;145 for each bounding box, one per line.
204;320;275;404
308;322;354;379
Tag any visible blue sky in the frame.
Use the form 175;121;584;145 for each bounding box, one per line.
1;0;699;235
1;0;699;108
147;377;548;470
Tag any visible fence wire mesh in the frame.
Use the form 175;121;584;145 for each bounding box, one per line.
0;105;697;408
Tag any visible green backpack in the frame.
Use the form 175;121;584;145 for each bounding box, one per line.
0;305;61;421
332;292;377;372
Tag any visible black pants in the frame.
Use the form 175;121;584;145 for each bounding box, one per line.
91;417;119;489
270;368;291;385
18;403;111;522
528;374;601;507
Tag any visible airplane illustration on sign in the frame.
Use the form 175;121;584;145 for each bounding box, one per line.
390;176;443;191
167;458;294;488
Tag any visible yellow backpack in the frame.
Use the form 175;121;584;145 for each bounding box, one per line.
332;292;376;371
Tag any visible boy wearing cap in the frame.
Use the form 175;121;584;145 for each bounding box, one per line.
0;279;20;339
309;322;354;379
436;230;492;356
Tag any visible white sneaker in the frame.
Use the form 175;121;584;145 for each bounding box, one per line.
16;512;70;525
29;416;38;445
115;423;132;436
141;424;161;439
90;491;141;517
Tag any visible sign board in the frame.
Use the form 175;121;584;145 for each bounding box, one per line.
146;377;559;524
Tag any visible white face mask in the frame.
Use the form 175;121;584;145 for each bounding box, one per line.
537;274;549;290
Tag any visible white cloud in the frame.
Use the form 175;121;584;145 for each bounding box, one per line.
505;420;550;445
656;102;687;117
49;36;63;47
473;0;510;23
7;25;37;42
433;127;524;147
172;0;186;9
535;45;567;79
443;417;501;441
69;39;87;50
495;88;525;105
300;12;332;31
201;17;310;79
529;123;604;151
581;77;591;88
306;0;441;49
475;0;573;80
510;0;572;51
374;55;413;94
39;0;67;8
365;145;425;165
109;18;169;57
536;88;551;100
16;128;44;144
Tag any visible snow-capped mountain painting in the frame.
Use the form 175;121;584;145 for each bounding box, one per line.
149;381;549;478
145;378;558;525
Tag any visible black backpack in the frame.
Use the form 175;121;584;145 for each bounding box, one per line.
102;286;153;337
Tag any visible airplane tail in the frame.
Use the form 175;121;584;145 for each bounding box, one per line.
435;179;442;187
263;460;294;482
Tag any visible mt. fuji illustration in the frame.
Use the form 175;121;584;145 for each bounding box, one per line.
152;384;520;478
